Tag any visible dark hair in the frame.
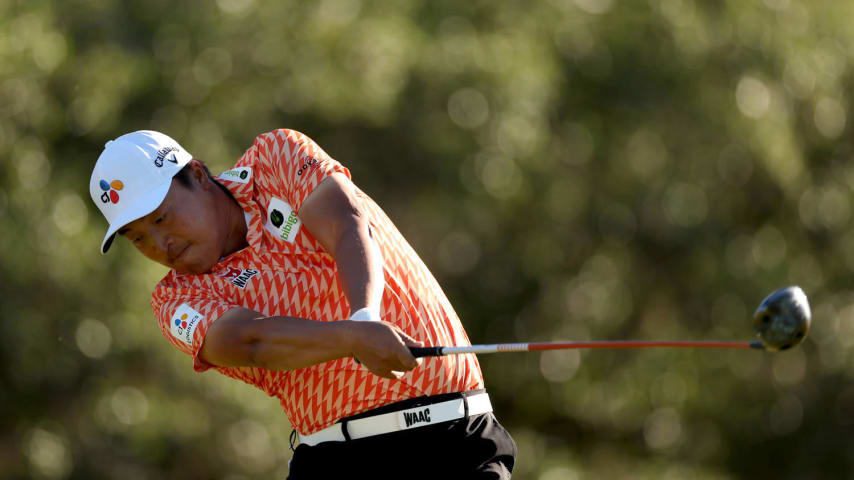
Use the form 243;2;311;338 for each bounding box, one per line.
173;161;235;198
173;162;213;187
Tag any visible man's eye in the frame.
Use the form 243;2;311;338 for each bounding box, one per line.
154;215;165;224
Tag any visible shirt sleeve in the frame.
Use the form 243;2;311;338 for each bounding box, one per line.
252;129;351;213
151;289;234;373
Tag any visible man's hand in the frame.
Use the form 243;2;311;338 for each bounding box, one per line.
346;320;423;379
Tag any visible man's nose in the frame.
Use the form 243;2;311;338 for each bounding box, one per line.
152;232;173;253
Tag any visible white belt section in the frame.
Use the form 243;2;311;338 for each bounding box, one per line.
299;392;492;446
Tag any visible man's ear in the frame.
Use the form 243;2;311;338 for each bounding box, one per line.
188;160;211;190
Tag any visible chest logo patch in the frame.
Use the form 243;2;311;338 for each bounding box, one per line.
218;167;252;184
265;196;302;243
170;303;204;347
218;267;259;289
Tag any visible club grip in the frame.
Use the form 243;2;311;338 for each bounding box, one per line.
408;346;444;357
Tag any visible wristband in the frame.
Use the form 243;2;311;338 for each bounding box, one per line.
349;306;381;322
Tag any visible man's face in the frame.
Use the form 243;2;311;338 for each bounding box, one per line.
118;165;224;274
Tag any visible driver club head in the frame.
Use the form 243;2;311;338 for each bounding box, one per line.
752;286;811;351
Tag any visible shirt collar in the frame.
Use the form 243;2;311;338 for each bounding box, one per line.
216;170;265;251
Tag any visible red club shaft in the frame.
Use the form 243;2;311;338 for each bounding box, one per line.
526;340;758;350
409;340;764;357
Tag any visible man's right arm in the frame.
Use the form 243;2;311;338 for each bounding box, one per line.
198;307;422;379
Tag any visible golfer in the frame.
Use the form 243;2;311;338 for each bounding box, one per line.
89;129;516;478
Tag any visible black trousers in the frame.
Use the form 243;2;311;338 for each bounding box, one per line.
287;393;516;479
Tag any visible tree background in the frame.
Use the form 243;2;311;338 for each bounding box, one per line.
2;0;854;478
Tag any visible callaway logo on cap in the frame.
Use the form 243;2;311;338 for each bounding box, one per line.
89;130;193;254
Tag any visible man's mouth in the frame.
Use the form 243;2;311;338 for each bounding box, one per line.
170;244;189;264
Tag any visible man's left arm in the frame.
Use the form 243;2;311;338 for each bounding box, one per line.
298;172;384;318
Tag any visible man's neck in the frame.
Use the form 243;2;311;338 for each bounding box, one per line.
216;182;249;257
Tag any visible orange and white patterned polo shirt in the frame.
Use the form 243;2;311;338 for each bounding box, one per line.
150;129;484;435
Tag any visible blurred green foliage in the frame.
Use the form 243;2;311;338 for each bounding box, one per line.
2;0;854;478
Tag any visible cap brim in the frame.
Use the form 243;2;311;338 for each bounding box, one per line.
100;180;172;254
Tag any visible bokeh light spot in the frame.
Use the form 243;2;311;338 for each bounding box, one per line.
52;192;88;236
764;0;790;10
75;319;111;359
447;88;489;129
736;76;770;118
540;349;581;383
644;407;682;450
752;224;787;270
437;231;480;275
111;386;149;426
628;129;668;180
799;185;850;231
15;141;51;191
215;0;257;15
32;31;68;72
768;394;803;435
477;153;522;199
561;122;595;166
539;466;579;480
725;234;757;278
662;182;708;227
782;58;815;99
316;0;362;25
574;0;613;15
193;48;233;87
227;419;276;473
814;97;847;139
25;428;73;479
788;253;824;291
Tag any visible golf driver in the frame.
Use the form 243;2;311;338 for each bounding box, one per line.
408;286;811;358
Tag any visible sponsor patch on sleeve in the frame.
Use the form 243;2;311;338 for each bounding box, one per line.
170;303;205;347
218;167;252;183
264;196;302;243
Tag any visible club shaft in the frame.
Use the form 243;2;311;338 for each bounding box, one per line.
409;340;764;357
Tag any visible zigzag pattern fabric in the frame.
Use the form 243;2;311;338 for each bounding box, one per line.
150;129;484;435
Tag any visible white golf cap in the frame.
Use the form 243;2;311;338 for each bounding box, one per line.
89;130;193;254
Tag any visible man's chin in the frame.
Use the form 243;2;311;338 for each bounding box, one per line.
171;257;218;275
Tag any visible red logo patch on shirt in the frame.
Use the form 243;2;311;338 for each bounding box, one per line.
218;267;259;289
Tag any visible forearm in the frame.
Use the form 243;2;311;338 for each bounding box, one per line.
202;307;418;378
250;315;420;378
334;221;384;315
248;316;359;370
